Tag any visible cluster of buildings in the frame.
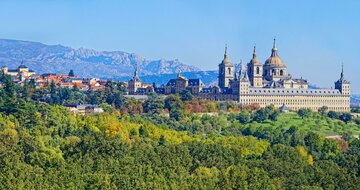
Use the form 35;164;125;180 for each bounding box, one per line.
128;39;351;112
65;103;104;115
1;64;108;91
0;39;351;113
1;64;107;115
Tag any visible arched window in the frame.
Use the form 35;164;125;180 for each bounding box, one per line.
228;68;231;75
280;70;284;76
272;69;276;75
256;67;260;75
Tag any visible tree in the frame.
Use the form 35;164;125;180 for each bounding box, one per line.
68;70;75;77
139;125;149;137
237;111;251;124
269;110;279;121
349;139;360;156
297;108;312;119
159;135;166;145
339;113;352;124
1;74;15;98
304;132;324;152
327;111;339;119
143;93;164;114
180;90;193;102
341;131;353;141
253;108;268;123
164;94;182;111
318;106;328;116
169;108;184;121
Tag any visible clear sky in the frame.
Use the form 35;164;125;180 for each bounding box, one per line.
0;0;359;93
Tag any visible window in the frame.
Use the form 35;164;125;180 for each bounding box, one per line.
272;69;276;75
280;70;284;76
228;68;231;75
256;67;260;74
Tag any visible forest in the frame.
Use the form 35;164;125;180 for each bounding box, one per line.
0;74;360;189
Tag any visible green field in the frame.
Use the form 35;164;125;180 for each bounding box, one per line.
243;113;360;136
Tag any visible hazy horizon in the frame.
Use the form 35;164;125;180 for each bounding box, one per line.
0;0;359;93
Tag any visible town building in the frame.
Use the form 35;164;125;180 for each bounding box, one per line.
66;104;104;115
127;67;142;94
1;63;36;82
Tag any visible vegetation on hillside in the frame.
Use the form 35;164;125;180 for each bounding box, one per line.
0;73;359;189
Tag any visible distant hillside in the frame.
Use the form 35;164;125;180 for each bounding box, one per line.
0;39;199;78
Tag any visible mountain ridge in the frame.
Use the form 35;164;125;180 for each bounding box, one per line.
0;39;200;78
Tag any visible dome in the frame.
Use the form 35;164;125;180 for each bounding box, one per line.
264;55;285;68
264;39;286;68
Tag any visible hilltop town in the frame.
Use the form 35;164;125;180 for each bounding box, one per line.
1;39;352;114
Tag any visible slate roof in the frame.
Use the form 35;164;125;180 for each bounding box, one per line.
188;79;205;87
18;65;28;69
200;87;213;94
166;79;176;86
166;78;205;87
249;88;342;96
154;88;165;94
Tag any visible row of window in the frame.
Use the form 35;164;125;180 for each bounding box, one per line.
250;89;340;94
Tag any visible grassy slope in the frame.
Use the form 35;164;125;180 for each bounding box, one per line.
246;113;360;135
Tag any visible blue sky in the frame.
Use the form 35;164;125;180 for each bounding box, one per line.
0;0;359;93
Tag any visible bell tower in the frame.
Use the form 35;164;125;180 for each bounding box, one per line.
247;46;263;87
335;64;350;96
128;65;142;94
218;45;234;89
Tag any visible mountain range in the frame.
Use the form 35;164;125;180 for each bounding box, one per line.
0;39;199;79
0;38;358;105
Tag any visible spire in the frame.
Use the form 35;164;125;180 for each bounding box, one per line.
133;64;140;81
222;44;230;64
242;65;249;82
224;44;228;59
134;66;138;77
239;60;243;79
340;63;344;81
177;69;182;78
253;45;257;59
271;37;278;57
273;37;276;49
244;65;249;80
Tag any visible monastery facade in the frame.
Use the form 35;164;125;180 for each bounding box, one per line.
128;39;351;112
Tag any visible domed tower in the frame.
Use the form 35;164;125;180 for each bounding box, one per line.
218;45;234;89
263;38;287;81
247;46;263;87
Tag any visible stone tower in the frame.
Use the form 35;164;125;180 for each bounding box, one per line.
218;45;234;89
335;64;350;96
128;66;142;94
247;46;263;87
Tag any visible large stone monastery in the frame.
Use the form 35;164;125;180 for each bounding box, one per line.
128;39;350;112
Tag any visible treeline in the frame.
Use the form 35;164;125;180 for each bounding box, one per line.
0;73;360;189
